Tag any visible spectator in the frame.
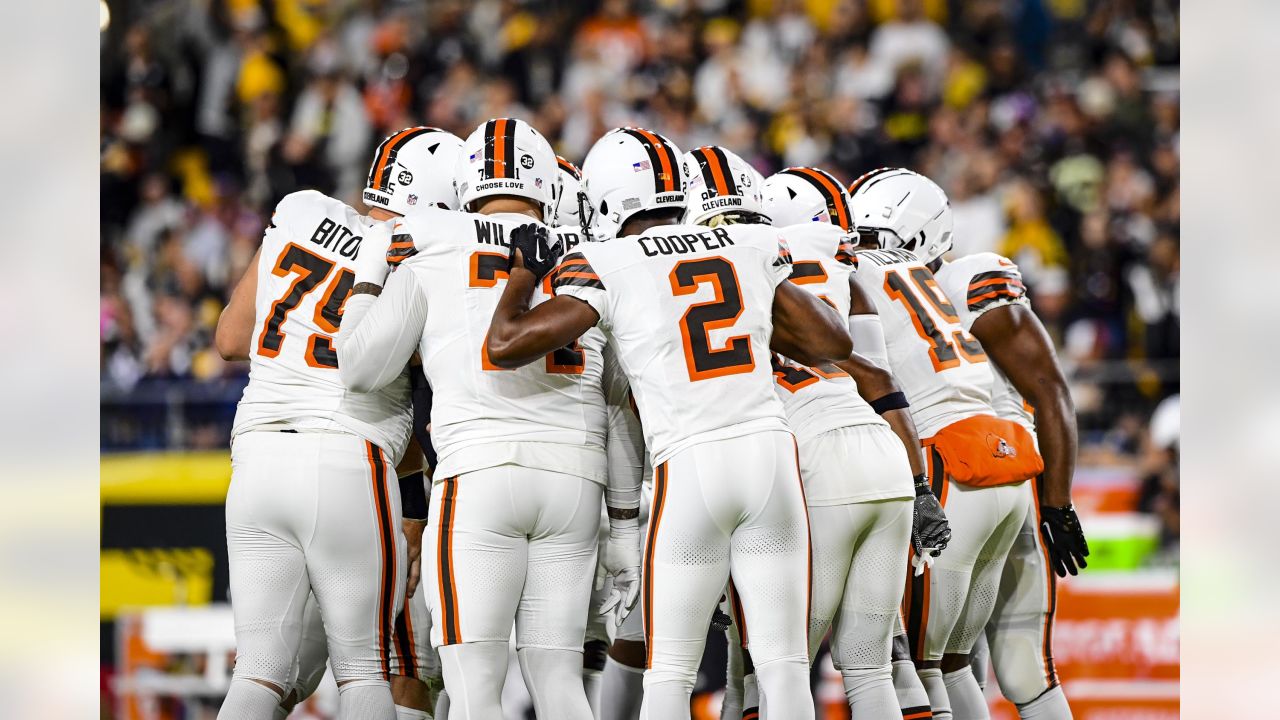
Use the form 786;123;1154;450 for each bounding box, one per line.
99;0;1178;473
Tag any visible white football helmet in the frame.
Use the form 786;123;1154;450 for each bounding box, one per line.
847;167;953;263
454;118;558;219
682;146;769;226
762;166;854;231
580;127;685;239
551;155;583;227
363;126;464;215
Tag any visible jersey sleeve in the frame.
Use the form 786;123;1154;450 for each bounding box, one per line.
602;345;644;512
768;231;794;287
834;234;859;268
551;250;611;325
336;267;428;393
269;190;324;238
962;256;1029;328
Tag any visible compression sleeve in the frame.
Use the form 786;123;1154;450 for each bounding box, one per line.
848;313;889;369
603;346;644;515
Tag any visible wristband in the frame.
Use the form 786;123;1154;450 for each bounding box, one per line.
399;470;429;521
913;473;931;496
607;506;640;521
870;391;909;415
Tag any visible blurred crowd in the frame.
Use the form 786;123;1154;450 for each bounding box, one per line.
100;0;1179;539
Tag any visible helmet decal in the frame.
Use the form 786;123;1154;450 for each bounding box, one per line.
616;128;680;193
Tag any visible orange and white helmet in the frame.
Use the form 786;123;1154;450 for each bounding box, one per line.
762;167;855;231
580;127;685;239
363;126;464;215
682;146;768;225
454;118;558;219
847;167;953;263
551;155;583;227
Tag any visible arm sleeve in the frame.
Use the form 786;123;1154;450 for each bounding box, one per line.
552;251;610;325
603;346;644;513
336;268;428;393
848;314;889;369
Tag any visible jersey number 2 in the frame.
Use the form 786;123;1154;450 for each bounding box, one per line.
256;243;354;369
670;257;755;382
884;266;986;372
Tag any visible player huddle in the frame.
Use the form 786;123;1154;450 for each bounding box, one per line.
214;118;1090;720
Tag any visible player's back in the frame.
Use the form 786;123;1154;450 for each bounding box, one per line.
771;222;886;439
555;221;791;465
851;247;994;438
233;190;410;457
396;208;607;480
934;252;1036;434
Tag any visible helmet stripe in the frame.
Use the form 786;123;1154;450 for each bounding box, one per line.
557;156;581;180
368;127;434;192
623;127;679;193
637;128;680;192
483;118;520;180
708;146;739;196
492;119;508;179
483;119;499;179
501;119;516;180
694;147;735;198
783;167;852;231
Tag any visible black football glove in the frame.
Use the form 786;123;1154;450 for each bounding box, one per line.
386;230;417;268
710;605;732;633
508;222;560;282
912;474;951;557
1039;504;1089;577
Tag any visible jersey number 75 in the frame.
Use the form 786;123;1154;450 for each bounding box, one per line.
256;243;354;369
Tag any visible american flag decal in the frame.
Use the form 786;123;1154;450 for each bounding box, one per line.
632;159;652;172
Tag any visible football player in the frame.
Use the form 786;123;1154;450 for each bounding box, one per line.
336;118;642;720
846;168;1044;720
926;181;1088;720
547;154;655;718
482;132;863;720
212;125;465;719
705;166;946;719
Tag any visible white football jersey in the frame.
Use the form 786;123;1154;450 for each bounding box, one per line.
553;225;586;255
771;223;886;441
933;252;1036;434
851;247;994;439
395;209;608;482
554;222;792;466
232;190;411;459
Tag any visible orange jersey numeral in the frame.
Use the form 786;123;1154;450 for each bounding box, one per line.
883;266;986;372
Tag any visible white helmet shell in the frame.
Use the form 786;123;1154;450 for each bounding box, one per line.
763;167;854;231
847;167;953;263
364;127;464;215
455;118;558;219
682;146;768;226
551;156;583;227
580;127;685;237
